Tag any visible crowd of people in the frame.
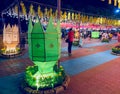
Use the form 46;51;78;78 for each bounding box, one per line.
61;28;120;57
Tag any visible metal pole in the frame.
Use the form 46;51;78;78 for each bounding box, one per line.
79;12;81;32
17;0;21;49
57;0;61;68
57;0;61;20
1;13;4;34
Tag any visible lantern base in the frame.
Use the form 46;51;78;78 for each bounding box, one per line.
73;41;79;46
0;49;25;58
111;51;120;56
101;38;109;43
21;75;70;94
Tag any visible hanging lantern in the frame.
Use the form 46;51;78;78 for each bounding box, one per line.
20;1;26;15
49;8;53;17
14;5;18;14
68;12;71;20
75;13;78;21
29;4;35;16
63;11;67;20
118;0;120;8
78;13;81;21
47;11;50;18
55;9;58;19
109;0;112;4
60;11;63;19
38;6;41;17
44;7;48;17
114;0;117;6
72;12;75;20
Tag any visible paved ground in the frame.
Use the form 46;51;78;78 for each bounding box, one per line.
0;38;120;94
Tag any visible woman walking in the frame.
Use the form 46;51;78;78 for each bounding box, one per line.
67;28;74;56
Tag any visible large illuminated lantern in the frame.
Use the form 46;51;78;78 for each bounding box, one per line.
73;29;79;46
22;17;70;94
2;24;20;55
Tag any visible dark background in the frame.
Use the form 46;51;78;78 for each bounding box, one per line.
0;0;119;34
0;0;119;17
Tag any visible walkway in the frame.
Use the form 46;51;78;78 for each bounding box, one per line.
0;38;120;94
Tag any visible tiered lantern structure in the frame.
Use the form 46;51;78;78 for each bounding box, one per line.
0;24;20;56
21;17;70;94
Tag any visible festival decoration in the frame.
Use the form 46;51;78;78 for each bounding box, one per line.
37;5;43;18
72;12;75;20
109;0;112;4
62;11;67;21
91;32;100;38
68;12;71;20
104;0;120;8
44;7;48;17
114;0;117;6
75;13;78;21
73;29;79;46
112;45;120;55
22;17;70;93
118;0;120;8
1;24;20;55
2;1;120;30
14;5;18;14
29;4;35;16
20;1;26;15
49;8;53;17
101;38;109;42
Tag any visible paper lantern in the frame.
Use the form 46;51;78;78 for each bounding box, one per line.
3;24;19;55
28;17;61;63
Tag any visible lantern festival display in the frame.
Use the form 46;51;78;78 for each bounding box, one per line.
73;28;79;46
22;17;70;93
1;24;20;55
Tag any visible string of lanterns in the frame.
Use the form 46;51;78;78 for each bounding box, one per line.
102;0;120;8
2;1;120;26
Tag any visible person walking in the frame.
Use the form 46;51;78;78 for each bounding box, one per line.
67;28;74;56
78;32;83;47
117;31;120;43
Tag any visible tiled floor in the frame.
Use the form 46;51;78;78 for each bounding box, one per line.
0;38;120;94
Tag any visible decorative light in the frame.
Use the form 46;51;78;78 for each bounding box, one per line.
2;24;20;55
114;0;117;6
118;0;120;8
115;9;120;13
109;0;112;4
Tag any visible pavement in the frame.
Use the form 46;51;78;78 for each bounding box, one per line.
0;38;120;94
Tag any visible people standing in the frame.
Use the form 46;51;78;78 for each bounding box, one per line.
67;28;74;56
78;32;83;47
117;31;120;43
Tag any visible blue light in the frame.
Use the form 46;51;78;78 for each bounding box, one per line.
115;9;120;13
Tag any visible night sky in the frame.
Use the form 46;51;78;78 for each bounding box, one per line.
0;0;118;32
0;0;116;13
